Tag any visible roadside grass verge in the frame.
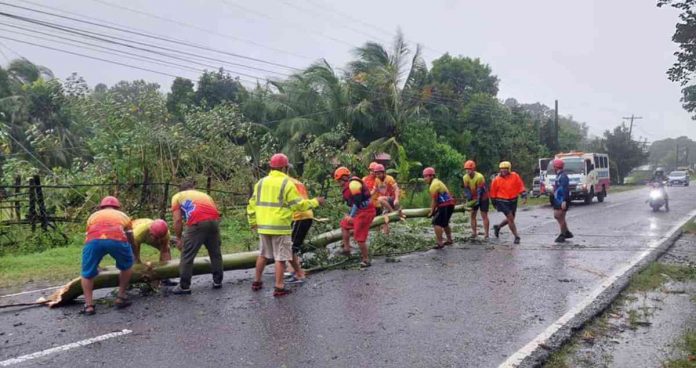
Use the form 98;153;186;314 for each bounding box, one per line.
663;330;696;368
683;219;696;235
627;262;696;293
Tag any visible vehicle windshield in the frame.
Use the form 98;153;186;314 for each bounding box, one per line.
547;158;584;176
669;171;686;176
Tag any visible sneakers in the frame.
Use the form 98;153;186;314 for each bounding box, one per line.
564;231;574;239
554;234;566;243
160;279;178;287
513;237;521;245
171;285;192;295
285;275;305;285
493;225;501;238
212;282;222;289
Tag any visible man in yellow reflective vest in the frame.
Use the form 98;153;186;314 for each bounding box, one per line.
247;153;325;297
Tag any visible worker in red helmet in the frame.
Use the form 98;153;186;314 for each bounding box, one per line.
131;218;176;286
248;153;324;296
423;167;455;249
362;161;379;203
551;159;573;243
335;166;376;267
80;196;135;315
462;160;490;239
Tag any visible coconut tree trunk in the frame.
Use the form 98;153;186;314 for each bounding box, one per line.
44;205;466;307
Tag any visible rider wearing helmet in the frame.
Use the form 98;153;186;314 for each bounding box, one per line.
551;159;573;243
651;167;670;211
490;161;527;245
462;160;490;239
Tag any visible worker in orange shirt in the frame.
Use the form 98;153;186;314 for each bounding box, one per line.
490;161;527;245
372;164;400;234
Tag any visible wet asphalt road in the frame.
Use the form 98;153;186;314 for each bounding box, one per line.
1;185;695;368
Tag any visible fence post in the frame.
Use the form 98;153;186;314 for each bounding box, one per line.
160;181;170;220
206;176;212;193
34;175;49;230
13;175;21;220
28;177;37;232
139;167;150;212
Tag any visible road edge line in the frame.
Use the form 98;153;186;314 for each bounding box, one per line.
498;209;696;368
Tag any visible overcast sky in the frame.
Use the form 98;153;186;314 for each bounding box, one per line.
1;0;694;142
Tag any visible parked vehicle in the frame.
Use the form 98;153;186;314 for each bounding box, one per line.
667;170;689;186
544;151;611;204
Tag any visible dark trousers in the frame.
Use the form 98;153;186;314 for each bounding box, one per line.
291;219;313;254
179;220;223;289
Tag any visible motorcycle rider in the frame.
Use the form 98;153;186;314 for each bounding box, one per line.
650;168;669;211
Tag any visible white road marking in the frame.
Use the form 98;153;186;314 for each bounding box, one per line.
0;329;132;367
498;209;696;368
0;286;60;299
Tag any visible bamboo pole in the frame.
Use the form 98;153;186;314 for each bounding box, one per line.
43;205;466;307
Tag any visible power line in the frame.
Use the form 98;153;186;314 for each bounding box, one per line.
0;11;289;80
77;0;312;63
0;2;301;73
622;114;643;142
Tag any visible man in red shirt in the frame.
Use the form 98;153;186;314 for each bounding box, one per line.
490;161;527;245
80;196;135;315
336;166;376;267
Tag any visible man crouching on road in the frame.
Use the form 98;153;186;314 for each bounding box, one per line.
80;196;135;315
248;153;324;297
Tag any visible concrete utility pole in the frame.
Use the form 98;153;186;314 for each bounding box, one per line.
554;100;559;150
622;115;643;141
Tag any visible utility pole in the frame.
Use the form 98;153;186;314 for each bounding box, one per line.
676;143;680;169
622;115;643;141
554;100;559;151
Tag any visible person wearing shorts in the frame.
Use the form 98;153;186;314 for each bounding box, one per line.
247;154;323;296
423;167;455;249
286;175;315;283
335;166;376;268
550;159;573;243
372;164;400;234
490;161;527;245
462;160;490;239
80;196;135;315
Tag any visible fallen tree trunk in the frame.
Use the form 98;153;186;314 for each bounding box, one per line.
44;251;260;307
306;204;467;248
43;204;466;307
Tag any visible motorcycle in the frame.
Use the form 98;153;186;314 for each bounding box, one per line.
647;182;668;212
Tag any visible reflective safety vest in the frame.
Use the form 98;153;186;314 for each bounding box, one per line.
247;170;319;235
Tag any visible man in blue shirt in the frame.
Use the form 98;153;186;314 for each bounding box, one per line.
551;159;573;243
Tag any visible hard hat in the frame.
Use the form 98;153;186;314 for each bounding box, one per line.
422;167;436;176
149;219;169;238
464;160;476;170
333;167;351;181
499;161;512;170
269;153;289;169
99;196;121;209
368;162;379;171
373;164;385;173
553;159;564;169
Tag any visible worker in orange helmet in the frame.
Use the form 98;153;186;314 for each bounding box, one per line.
462;160;490;239
490;161;527;245
423;167;455;249
335;166;376;267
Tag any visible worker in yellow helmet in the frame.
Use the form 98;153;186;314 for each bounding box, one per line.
462;160;490;239
490;161;527;245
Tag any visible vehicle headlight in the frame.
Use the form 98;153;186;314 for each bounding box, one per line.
650;190;662;200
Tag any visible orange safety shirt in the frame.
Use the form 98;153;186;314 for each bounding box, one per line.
490;172;526;200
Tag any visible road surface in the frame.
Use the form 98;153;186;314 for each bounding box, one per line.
1;185;695;368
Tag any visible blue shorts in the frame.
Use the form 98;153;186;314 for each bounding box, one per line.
81;239;134;278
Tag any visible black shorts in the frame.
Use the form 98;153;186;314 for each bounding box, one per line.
375;198;397;215
551;197;570;211
291;219;313;254
432;205;455;227
472;198;490;213
495;199;517;216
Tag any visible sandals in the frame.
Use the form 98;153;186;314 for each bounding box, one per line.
359;260;371;268
273;287;292;297
443;240;453;246
432;244;445;250
114;296;132;309
341;249;352;256
251;281;263;291
80;304;96;316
